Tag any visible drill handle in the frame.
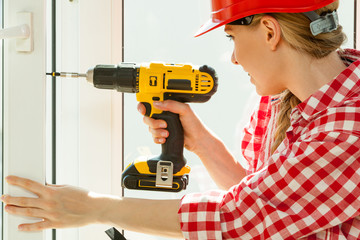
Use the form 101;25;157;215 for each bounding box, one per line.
151;111;186;173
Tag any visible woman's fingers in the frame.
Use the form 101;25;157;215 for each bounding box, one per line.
18;220;52;232
143;116;168;143
137;103;146;115
143;116;167;129
148;123;169;137
139;100;195;146
2;195;44;209
5;176;46;197
2;176;102;230
150;128;168;143
5;205;49;219
153;100;191;115
138;100;190;116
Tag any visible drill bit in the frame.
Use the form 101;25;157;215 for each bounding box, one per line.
46;72;87;78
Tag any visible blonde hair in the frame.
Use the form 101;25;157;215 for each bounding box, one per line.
249;1;346;154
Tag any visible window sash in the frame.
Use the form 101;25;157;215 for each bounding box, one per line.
54;0;123;239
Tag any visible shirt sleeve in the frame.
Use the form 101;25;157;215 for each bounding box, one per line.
178;131;360;239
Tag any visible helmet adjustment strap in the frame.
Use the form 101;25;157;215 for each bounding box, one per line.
303;10;339;36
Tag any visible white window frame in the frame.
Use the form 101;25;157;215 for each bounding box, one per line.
2;1;46;240
0;1;3;239
1;0;122;240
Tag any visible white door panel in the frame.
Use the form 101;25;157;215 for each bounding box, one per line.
2;0;46;240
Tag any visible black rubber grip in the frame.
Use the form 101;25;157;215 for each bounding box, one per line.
150;111;186;173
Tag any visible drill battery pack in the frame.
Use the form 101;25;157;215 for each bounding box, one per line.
122;157;190;192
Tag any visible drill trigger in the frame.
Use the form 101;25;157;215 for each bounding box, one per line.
141;102;152;116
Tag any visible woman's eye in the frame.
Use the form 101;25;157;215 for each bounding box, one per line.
226;34;234;41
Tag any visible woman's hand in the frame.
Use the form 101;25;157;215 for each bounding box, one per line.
1;175;115;231
138;100;210;155
138;100;246;190
1;176;183;238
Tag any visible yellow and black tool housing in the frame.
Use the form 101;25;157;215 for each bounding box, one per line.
135;62;217;117
91;62;218;192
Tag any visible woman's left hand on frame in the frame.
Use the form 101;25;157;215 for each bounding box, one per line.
1;175;108;231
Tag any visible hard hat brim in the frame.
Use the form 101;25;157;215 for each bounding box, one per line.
194;0;338;37
194;19;222;38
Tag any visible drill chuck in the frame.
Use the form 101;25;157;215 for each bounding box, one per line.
87;63;139;93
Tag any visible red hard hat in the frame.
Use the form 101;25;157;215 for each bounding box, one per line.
195;0;338;37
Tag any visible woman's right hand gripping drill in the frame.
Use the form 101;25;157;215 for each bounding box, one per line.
137;100;246;190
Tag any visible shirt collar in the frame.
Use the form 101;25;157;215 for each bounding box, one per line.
294;49;360;121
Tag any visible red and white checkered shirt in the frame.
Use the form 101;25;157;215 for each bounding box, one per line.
178;49;360;240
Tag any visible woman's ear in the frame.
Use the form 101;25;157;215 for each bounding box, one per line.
260;15;282;51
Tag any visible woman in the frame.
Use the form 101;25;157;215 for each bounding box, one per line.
2;0;360;239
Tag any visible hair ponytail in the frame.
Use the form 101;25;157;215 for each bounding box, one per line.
271;91;301;154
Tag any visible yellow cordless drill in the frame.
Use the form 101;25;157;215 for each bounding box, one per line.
48;62;218;192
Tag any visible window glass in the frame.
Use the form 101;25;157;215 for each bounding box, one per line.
122;1;355;239
338;1;355;48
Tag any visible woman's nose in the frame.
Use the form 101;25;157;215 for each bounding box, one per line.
231;51;239;65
